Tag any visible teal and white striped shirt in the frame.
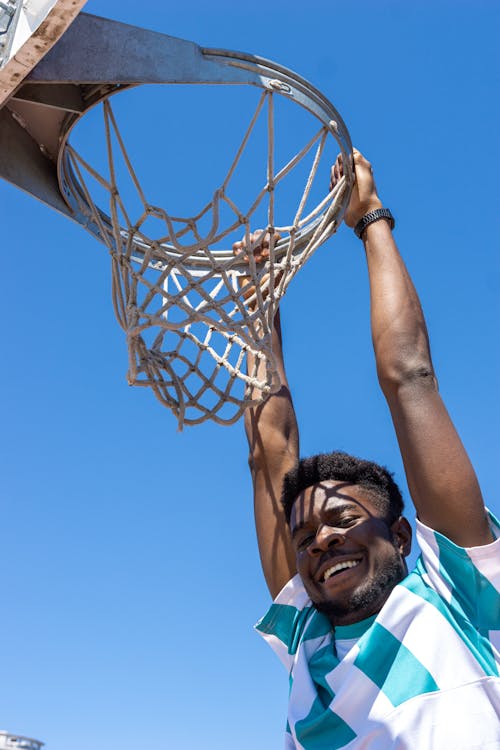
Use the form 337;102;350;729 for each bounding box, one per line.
256;514;500;749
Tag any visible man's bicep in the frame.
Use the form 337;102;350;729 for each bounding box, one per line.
386;376;492;547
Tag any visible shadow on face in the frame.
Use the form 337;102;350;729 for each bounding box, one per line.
290;481;412;625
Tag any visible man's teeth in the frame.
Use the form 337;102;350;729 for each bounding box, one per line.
323;560;360;581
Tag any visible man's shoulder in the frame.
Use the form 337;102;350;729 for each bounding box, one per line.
415;511;500;601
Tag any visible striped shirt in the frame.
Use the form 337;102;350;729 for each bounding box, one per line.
256;514;500;749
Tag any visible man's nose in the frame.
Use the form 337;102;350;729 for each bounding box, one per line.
309;524;345;555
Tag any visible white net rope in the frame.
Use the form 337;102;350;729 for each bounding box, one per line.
64;90;350;428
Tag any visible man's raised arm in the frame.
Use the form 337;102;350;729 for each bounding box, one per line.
245;309;298;598
233;230;298;597
339;149;492;547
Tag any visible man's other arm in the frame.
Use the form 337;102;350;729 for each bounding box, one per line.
245;309;298;598
342;150;492;546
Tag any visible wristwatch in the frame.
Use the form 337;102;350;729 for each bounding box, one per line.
354;208;395;239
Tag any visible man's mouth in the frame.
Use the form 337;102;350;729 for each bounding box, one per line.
321;559;361;582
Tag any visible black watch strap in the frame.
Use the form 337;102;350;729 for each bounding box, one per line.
354;208;395;239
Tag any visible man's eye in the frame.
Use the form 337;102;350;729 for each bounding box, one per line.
336;516;358;528
297;534;314;550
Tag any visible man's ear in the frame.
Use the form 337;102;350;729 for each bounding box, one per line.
391;516;412;557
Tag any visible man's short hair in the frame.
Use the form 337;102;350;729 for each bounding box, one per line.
282;451;404;525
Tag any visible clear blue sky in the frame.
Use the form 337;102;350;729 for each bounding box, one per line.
1;2;498;748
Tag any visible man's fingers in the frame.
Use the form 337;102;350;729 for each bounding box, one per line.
233;229;281;261
341;147;382;227
336;152;344;177
254;229;281;247
334;148;372;180
330;153;344;190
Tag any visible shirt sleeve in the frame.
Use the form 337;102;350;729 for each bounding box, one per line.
416;509;500;631
255;574;323;672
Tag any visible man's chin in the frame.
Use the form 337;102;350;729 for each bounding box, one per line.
314;594;385;625
312;554;406;625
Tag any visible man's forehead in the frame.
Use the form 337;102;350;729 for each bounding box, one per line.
291;481;374;522
302;480;366;503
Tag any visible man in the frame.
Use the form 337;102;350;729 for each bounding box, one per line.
242;150;500;748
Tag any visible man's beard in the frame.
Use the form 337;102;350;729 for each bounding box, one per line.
314;547;406;624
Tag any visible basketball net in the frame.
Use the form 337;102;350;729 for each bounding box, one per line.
63;91;351;428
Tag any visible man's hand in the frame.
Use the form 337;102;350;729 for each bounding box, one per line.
232;229;281;264
233;229;282;303
331;148;383;228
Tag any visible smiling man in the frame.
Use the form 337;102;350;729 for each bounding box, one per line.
244;151;500;749
287;473;411;626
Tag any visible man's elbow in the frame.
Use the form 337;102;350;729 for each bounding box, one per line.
377;358;438;396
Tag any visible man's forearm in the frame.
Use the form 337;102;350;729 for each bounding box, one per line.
245;310;298;459
362;220;435;392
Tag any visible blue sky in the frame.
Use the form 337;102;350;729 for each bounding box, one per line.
1;2;499;748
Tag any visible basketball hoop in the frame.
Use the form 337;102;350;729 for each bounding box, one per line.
0;13;353;427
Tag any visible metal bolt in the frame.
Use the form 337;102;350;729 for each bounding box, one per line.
268;79;292;94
